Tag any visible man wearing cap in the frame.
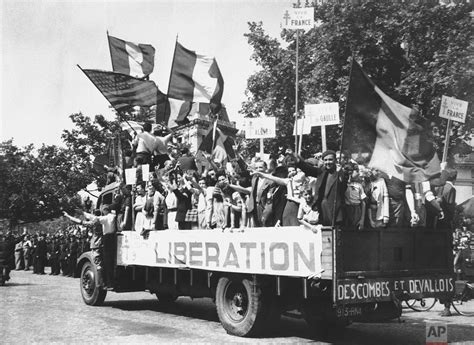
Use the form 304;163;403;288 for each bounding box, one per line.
295;150;347;226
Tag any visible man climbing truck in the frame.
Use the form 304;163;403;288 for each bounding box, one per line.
75;184;454;337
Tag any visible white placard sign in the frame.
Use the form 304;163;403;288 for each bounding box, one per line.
245;117;276;139
282;7;315;30
141;164;150;181
124;168;137;186
293;117;312;135
439;95;468;123
304;102;340;126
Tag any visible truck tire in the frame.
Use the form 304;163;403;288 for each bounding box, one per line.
215;276;272;337
80;261;107;306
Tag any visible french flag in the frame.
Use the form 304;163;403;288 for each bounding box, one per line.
167;42;224;114
107;34;155;79
342;60;440;183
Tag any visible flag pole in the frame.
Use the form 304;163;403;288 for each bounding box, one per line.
106;30;114;71
338;56;356;159
331;57;356;229
294;29;300;154
161;35;179;125
442;119;452;163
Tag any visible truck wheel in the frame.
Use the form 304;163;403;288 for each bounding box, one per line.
215;276;270;337
80;261;107;306
156;292;178;304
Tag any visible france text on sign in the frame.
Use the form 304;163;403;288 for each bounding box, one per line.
304;102;340;126
117;227;322;277
245;117;276;139
439;95;468;123
281;7;314;30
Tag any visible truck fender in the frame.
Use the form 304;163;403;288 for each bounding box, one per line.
75;251;95;278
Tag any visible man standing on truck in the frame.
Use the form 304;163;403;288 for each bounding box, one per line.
63;206;116;286
295;150;347;226
133;122;155;166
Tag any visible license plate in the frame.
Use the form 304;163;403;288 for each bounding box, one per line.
336;305;363;318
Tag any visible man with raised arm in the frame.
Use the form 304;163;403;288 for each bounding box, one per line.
295;150;347;226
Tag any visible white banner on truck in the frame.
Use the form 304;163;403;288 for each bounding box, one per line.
117;227;322;278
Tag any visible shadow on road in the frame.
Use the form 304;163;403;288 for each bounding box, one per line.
1;282;35;287
106;297;219;322
102;297;474;344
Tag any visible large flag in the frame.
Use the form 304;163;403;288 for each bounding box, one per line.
167;42;224;113
156;98;231;129
198;122;236;164
80;68;166;112
156;98;193;128
107;34;155;78
341;60;440;183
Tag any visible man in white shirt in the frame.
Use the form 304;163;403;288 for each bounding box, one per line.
63;205;116;286
133;123;155;165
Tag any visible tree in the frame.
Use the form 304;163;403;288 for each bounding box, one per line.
0;140;84;228
241;1;473;158
61;112;123;189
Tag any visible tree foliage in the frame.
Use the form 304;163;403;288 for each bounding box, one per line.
241;1;473;158
0;110;138;228
0;140;84;227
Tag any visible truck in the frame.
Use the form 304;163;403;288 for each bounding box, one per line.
75;181;455;337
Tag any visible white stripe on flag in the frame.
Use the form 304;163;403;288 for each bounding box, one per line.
368;86;436;182
125;42;144;78
167;98;187;128
192;54;218;103
213;131;228;163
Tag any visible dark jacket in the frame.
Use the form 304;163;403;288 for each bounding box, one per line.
0;235;25;264
35;239;48;259
174;187;192;222
296;160;347;226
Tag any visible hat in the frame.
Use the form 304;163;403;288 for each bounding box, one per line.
321;150;337;159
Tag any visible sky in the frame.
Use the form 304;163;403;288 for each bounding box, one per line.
0;0;291;148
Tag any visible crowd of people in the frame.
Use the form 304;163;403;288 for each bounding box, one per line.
1;125;472;287
0;226;91;281
94;135;464;238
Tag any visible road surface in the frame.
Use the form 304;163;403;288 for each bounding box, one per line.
1;269;473;344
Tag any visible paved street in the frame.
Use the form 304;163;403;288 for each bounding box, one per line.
1;268;474;344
